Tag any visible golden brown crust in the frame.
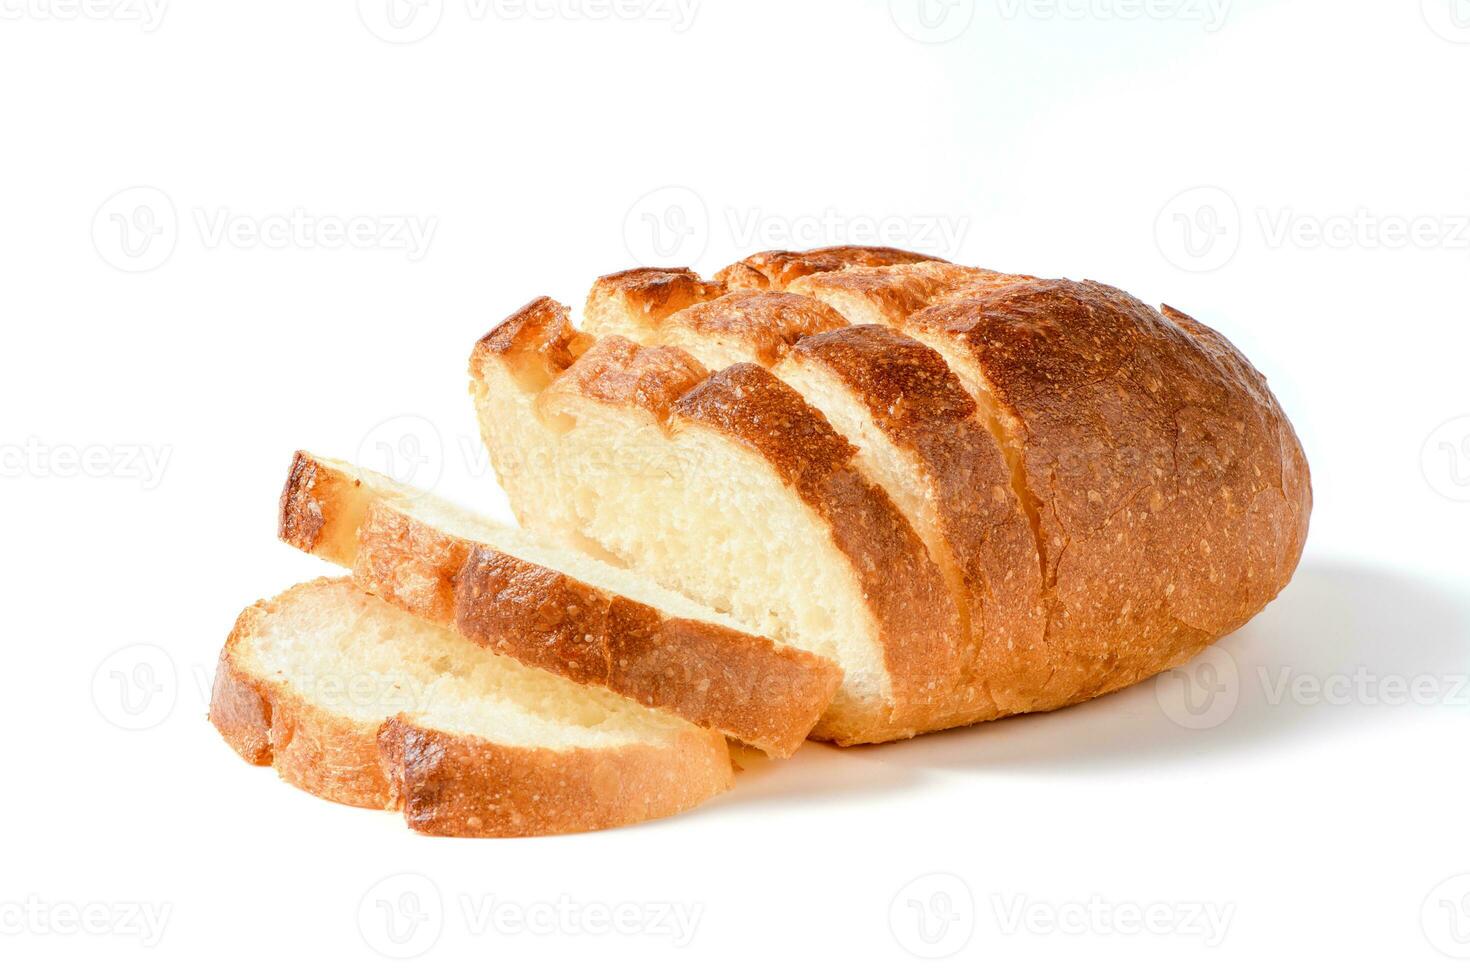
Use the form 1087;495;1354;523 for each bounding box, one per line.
378;716;732;838
546;334;709;424
208;641;274;766
1158;302;1313;612
470;296;590;392
208;590;396;809
937;270;1040;304
453;547;841;758
785;261;1012;327
670;362;964;735
715;246;946;291
903;279;1312;705
278;450;366;566
280;453;837;757
352;502;467;625
582;267;726;343
208;579;734;837
660;290;850;366
784;326;1047;720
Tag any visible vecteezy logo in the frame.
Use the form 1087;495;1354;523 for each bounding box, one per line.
1154;186;1241;273
889;0;975;43
622;186;709;268
1423;0;1470;43
357;0;443;43
1422;416;1470;502
92;644;178;730
1155;643;1240;730
888;873;975;959
1422;874;1470;958
358;873;443;959
92;187;178;273
356;415;444;495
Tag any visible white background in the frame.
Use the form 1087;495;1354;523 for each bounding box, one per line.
2;0;1467;975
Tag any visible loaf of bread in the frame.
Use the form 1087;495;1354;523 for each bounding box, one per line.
472;246;1311;744
208;243;1310;837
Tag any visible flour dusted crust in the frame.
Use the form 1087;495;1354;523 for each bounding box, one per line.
209;579;734;837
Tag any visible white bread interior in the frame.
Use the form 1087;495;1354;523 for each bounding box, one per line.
528;392;890;710
770;358;973;649
472;346;893;716
238;578;699;750
311;454;764;635
576;302;978;692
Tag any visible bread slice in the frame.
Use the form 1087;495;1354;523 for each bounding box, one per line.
471;298;964;745
209;577;732;836
576;279;1049;724
278;451;839;758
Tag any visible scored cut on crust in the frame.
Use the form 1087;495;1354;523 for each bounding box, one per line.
278;450;841;758
209;577;732;837
471;299;964;745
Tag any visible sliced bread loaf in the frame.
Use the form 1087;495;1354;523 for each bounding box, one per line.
278;451;840;757
471;298;964;744
209;577;732;836
471;246;1310;741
